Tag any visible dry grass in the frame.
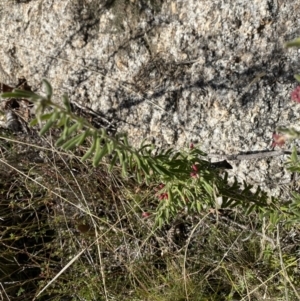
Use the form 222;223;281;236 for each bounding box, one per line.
0;129;300;301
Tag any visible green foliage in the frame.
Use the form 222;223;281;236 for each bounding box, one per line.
2;76;300;299
276;126;300;143
272;37;300;225
285;37;300;48
285;146;300;173
0;79;283;227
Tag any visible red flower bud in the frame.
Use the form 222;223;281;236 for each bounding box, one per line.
154;183;165;192
142;212;151;218
291;86;300;103
191;164;198;172
158;193;168;200
272;133;286;147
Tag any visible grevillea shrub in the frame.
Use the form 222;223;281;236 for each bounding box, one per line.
0;80;291;227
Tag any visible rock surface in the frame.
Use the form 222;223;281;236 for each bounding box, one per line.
1;0;300;197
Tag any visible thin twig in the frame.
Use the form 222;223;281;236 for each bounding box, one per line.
207;150;295;161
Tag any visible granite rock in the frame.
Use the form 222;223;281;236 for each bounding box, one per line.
1;0;300;197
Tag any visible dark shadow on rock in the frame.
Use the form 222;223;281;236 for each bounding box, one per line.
106;41;299;119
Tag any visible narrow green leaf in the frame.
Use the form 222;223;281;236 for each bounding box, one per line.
39;119;55;136
2;90;39;99
151;163;171;176
157;217;163;228
128;153;134;170
42;79;53;100
139;159;150;176
9;89;37;98
165;208;169;221
136;170;142;183
294;74;300;82
114;132;125;140
56;114;67;127
66;122;79;137
291;146;298;163
193;148;207;156
1;92;25;98
20;90;43;101
174;186;186;201
144;157;171;176
29;118;39;127
201;180;213;197
121;160;127;177
116;149;125;164
138;143;153;152
81;135;97;161
168;187;173;203
123;135;129;146
76;130;90;146
142;149;152;157
62;94;71;112
106;139;116;154
1;92;15;98
99;128;107;138
93;136;101;162
30;113;53;126
50;111;60;121
61;135;81;151
31;94;46;101
109;152;118;172
56;134;69;147
245;204;255;215
62;116;70;139
171;152;185;161
132;153;141;169
168;166;190;175
75;118;85;130
196;201;202;212
93;139;108;167
163;148;174;157
285;38;300;48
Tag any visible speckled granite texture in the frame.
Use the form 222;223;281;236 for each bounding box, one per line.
1;0;300;196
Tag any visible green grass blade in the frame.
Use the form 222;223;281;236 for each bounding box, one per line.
81;135;97;161
42;79;53;99
39;119;55;136
93;138;108;167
